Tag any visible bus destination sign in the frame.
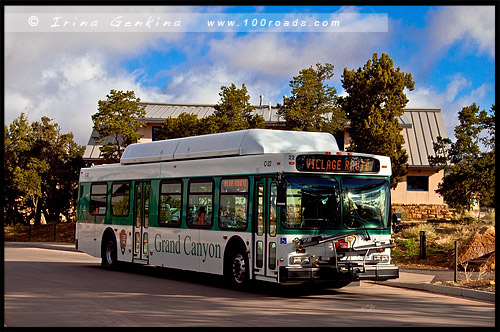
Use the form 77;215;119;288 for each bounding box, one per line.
295;154;380;173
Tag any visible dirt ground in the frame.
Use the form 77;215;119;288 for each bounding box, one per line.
392;222;495;292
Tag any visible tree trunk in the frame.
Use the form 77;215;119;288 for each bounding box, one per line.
33;197;42;226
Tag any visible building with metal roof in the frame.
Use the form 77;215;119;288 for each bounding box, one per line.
83;102;449;210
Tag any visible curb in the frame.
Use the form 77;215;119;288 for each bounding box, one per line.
5;241;78;252
376;281;495;303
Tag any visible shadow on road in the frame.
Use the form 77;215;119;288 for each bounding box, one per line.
99;262;347;298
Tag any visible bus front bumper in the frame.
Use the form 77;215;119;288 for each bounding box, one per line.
279;264;399;283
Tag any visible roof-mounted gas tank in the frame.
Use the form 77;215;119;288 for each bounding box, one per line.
120;129;339;165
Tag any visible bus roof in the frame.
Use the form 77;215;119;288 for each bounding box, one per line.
120;129;339;165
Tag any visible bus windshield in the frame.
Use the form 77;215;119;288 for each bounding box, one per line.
283;176;341;229
342;178;390;229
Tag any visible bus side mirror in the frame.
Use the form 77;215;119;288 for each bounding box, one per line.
391;213;401;233
276;173;286;207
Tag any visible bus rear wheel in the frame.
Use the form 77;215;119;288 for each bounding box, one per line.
101;235;117;268
225;249;249;290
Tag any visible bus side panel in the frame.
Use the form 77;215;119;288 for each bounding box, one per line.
93;224;134;263
76;183;96;257
198;230;251;275
76;221;96;257
150;227;201;271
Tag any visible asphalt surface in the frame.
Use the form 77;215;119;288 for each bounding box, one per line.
4;241;496;303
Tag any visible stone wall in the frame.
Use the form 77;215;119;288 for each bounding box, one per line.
392;204;454;221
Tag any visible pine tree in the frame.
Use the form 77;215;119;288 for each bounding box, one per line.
214;83;265;132
278;63;346;135
429;103;495;212
340;53;414;188
92;90;146;162
158;83;265;139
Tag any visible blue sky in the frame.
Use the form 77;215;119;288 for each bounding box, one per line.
4;5;496;146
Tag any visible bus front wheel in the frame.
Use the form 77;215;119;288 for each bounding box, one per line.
225;249;249;290
101;235;117;268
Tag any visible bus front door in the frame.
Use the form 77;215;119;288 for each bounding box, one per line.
254;178;278;279
133;181;150;264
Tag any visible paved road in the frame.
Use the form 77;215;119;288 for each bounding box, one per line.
4;244;496;328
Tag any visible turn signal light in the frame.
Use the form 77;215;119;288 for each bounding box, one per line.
335;239;349;249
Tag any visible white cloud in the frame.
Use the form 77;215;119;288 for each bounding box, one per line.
444;74;471;102
207;29;388;79
5;46;169;145
4;6;189;145
406;76;492;140
427;6;495;58
5;5;392;147
5;5;494;150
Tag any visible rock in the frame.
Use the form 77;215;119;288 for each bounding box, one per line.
457;226;495;267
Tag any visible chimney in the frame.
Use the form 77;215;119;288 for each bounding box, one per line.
269;101;272;111
259;95;264;107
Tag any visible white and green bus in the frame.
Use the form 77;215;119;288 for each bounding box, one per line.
76;129;399;289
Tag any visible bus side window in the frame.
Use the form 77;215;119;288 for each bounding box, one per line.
110;182;130;217
90;183;107;216
219;178;249;231
187;179;213;228
159;180;182;227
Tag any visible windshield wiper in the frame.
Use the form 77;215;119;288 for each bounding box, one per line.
352;210;371;241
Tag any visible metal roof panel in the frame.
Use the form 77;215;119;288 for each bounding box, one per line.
402;109;447;168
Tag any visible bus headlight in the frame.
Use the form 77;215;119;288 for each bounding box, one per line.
372;255;389;263
290;256;310;265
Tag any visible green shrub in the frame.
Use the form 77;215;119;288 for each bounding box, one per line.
397;238;419;257
482;211;495;224
458;215;478;225
401;223;436;240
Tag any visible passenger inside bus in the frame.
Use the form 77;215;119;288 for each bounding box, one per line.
196;207;206;225
163;203;172;222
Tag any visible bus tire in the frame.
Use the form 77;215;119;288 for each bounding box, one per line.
225;247;249;290
101;233;117;269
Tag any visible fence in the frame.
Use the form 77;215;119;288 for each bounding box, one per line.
4;223;76;243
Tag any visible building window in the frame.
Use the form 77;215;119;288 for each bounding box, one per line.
152;126;162;141
407;176;429;191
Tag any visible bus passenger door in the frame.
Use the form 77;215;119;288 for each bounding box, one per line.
254;178;279;279
133;181;150;264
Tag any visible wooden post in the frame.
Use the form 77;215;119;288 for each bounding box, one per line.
419;231;426;259
454;240;459;283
